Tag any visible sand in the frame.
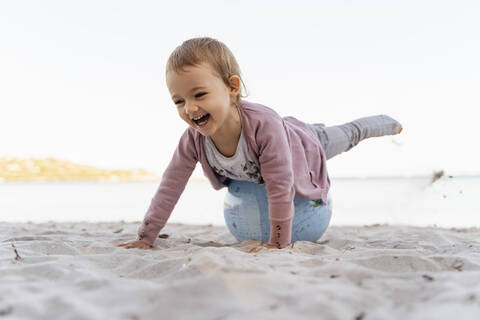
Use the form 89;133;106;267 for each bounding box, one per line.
1;222;480;320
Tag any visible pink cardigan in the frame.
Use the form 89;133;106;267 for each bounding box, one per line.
137;100;330;247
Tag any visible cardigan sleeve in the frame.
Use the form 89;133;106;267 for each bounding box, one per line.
136;129;198;246
255;116;295;248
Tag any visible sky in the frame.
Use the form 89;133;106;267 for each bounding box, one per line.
1;0;479;178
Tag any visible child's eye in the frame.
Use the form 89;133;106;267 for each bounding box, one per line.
173;92;205;105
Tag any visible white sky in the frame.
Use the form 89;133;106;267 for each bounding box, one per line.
1;0;479;178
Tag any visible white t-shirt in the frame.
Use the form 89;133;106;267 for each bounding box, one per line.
204;130;263;184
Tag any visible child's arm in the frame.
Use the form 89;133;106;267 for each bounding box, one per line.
116;129;198;249
256;117;295;249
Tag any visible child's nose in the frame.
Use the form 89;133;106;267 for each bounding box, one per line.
185;102;199;114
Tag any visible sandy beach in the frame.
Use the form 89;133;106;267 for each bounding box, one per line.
1;222;479;319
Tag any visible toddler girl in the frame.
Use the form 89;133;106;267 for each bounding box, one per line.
117;37;402;251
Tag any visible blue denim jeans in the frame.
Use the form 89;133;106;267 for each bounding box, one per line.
224;180;332;244
223;115;400;244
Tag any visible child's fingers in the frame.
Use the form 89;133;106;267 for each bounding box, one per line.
264;243;279;249
116;241;146;249
116;240;152;250
248;247;261;253
119;243;136;249
248;242;281;253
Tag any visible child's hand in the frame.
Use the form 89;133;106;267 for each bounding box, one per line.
248;242;289;253
116;240;152;250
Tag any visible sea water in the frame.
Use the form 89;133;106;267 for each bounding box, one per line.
0;176;478;228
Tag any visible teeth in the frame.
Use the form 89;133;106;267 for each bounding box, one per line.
193;114;206;121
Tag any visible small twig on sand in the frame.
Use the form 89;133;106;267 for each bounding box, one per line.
11;242;22;261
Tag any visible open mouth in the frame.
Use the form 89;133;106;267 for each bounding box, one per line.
193;114;210;127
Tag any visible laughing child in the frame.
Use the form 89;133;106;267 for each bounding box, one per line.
117;37;402;251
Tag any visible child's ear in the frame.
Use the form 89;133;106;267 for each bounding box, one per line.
228;75;241;96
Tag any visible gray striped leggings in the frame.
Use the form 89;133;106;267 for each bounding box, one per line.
308;115;401;160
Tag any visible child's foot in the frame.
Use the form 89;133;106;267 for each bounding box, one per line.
395;123;403;134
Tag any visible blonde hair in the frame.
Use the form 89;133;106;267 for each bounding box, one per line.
166;37;248;104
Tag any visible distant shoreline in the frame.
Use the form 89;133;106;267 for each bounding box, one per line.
0;157;160;182
2;157;478;183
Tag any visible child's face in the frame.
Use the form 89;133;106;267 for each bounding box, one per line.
166;62;240;137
